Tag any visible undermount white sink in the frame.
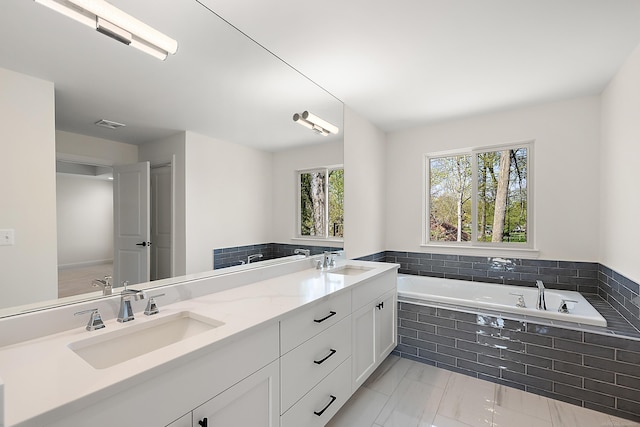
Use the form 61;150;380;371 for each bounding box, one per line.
68;311;224;369
328;265;374;276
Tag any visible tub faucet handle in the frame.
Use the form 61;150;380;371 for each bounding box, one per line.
509;293;526;308
558;299;578;314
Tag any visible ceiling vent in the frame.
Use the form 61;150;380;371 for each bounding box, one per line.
95;119;126;130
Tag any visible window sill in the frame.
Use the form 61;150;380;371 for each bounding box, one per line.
291;237;344;245
419;244;539;259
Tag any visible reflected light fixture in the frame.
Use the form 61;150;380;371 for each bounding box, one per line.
34;0;178;60
293;111;339;136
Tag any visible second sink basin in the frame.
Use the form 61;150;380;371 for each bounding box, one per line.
328;265;374;276
69;311;224;369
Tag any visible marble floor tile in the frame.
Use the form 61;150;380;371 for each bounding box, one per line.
548;399;614;427
436;372;495;427
365;355;414;396
404;360;451;389
326;386;388;427
375;377;446;427
430;414;475;427
611;415;640;427
493;404;553;427
329;356;640;427
494;384;552;422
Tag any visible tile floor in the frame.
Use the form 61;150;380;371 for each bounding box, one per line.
328;355;640;427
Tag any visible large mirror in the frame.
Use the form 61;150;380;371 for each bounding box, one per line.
0;0;344;316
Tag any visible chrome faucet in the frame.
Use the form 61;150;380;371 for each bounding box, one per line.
536;280;546;310
117;286;146;322
322;251;341;269
247;253;263;264
294;248;310;257
92;276;112;295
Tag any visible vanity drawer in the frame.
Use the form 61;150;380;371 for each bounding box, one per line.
280;290;351;354
281;357;351;427
352;270;396;311
281;315;351;413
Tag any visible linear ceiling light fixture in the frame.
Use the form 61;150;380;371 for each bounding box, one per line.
34;0;178;60
292;111;339;136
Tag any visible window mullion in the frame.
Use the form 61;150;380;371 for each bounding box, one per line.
471;151;478;243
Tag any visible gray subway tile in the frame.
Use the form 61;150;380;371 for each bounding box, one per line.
554;383;615;408
618;399;640;417
584;379;640;403
436;344;477;361
617;373;640;390
417;348;456;365
400;319;436;334
502;370;553;391
553;360;614;383
616;348;640;364
502;349;553;369
417;331;456;347
400;336;436;352
478;335;524;352
477;354;525;373
457;359;501;377
585;333;640;352
527;365;581;387
417;313;456;328
437;325;477;342
584;355;639;378
554;338;615;359
456;340;501;358
526;344;582;364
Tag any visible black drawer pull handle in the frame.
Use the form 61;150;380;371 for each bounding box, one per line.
314;395;337;416
376;301;384;310
314;348;337;365
198;418;207;427
314;311;336;323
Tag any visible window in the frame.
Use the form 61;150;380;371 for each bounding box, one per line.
298;166;344;239
426;143;531;247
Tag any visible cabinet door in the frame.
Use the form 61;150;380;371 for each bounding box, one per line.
376;290;397;361
192;360;279;427
352;302;376;390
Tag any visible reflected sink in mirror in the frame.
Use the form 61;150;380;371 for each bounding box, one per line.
68;311;224;369
327;265;374;276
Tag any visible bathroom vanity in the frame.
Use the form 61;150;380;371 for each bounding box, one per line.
0;258;397;427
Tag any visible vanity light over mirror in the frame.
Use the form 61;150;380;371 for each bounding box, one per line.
0;0;344;317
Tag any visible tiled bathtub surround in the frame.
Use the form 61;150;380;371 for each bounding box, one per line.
213;243;342;269
393;301;640;422
357;251;640;332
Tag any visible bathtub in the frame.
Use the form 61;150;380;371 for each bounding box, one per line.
397;274;607;327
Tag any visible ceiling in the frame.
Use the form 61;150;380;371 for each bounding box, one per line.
202;0;640;131
3;1;640;148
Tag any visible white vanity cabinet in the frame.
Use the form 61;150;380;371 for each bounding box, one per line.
351;271;397;390
166;360;279;427
279;290;353;426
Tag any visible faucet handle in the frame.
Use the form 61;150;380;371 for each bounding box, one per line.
558;299;578;313
144;293;166;316
75;308;105;331
509;293;526;308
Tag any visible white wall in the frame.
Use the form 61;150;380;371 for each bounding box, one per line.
271;139;344;247
56;175;113;267
139;132;187;276
0;67;58;308
184;131;273;274
343;107;387;259
386;96;601;262
56;130;138;165
600;43;640;284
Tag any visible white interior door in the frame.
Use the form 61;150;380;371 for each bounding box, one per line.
150;165;173;281
113;161;150;287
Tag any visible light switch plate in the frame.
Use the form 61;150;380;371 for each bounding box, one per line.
0;229;15;246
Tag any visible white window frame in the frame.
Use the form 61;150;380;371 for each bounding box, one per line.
296;165;344;241
423;141;534;251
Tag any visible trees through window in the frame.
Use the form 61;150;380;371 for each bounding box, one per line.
427;144;530;246
299;167;344;239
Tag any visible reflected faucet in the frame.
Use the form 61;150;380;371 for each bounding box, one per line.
247;253;263;264
536;280;546;310
92;276;112;295
294;248;310;257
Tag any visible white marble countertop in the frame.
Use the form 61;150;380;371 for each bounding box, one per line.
0;260;397;427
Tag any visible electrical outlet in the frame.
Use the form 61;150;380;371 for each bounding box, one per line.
0;229;15;246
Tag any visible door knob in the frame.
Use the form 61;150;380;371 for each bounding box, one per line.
135;241;151;247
